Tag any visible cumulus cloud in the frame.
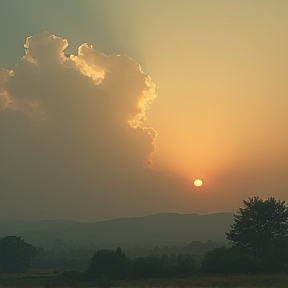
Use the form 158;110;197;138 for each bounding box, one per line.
0;33;194;221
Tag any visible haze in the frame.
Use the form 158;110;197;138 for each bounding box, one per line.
0;0;287;221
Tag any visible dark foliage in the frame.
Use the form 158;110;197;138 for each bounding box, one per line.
0;236;37;273
226;196;288;258
131;255;164;279
86;247;198;280
130;253;198;279
261;237;288;272
176;253;198;276
87;247;130;280
200;246;261;274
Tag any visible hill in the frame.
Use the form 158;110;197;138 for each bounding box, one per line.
0;212;233;247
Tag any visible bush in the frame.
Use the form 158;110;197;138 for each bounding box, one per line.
0;236;37;273
200;246;261;274
131;255;164;279
87;247;130;280
176;253;198;276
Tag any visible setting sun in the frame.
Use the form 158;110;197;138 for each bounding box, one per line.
194;179;203;188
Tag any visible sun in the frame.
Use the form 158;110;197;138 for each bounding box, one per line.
194;179;203;188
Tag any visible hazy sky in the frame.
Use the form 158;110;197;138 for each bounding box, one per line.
0;0;288;221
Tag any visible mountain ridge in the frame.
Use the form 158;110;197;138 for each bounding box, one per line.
0;212;234;247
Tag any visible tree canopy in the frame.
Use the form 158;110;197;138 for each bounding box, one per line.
87;247;129;280
226;196;288;257
0;236;37;273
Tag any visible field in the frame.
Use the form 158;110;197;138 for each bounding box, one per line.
1;272;288;288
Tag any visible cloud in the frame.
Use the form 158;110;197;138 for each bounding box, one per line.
0;32;195;221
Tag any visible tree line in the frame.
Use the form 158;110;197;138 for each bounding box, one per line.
1;196;288;278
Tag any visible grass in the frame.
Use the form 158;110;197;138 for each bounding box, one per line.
115;274;288;288
2;272;288;288
0;270;82;287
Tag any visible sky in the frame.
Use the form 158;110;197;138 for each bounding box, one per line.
0;0;288;221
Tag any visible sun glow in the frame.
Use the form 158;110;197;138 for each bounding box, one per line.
194;179;203;188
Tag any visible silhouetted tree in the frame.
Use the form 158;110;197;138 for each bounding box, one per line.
130;253;197;278
176;253;198;276
200;246;260;274
131;255;163;279
226;197;288;258
87;247;129;280
0;236;37;273
262;236;288;272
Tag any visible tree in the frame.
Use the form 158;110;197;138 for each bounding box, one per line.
226;197;288;258
176;253;198;276
87;247;129;280
0;236;37;273
200;246;260;274
131;255;164;279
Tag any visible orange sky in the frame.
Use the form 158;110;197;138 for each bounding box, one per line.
0;1;288;221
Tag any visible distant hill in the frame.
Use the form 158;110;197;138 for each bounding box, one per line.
0;212;234;247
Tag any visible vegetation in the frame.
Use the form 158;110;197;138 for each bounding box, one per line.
1;196;288;287
86;248;198;280
226;196;288;258
0;236;37;273
87;247;129;279
200;246;261;274
29;240;218;271
2;272;288;287
224;196;288;273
